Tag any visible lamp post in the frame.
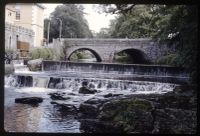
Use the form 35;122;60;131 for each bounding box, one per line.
47;17;62;44
47;19;51;45
56;18;62;41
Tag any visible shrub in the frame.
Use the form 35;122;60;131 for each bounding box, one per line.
156;54;181;67
30;48;55;60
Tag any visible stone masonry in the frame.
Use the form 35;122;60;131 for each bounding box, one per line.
53;38;175;63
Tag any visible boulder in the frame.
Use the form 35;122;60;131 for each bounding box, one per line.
79;103;99;118
80;119;123;133
79;85;197;134
27;58;43;65
103;93;123;98
99;98;154;133
5;64;14;75
15;97;43;105
82;80;88;87
50;101;77;114
48;92;69;100
152;108;197;134
27;58;43;71
79;87;97;94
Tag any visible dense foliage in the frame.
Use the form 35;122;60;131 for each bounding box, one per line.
30;48;55;60
44;4;93;42
98;4;198;83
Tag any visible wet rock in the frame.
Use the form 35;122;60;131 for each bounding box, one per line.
98;98;154;133
68;93;76;96
103;93;123;98
85;98;109;105
5;64;14;75
80;119;123;133
152;108;197;134
88;83;95;89
79;87;97;94
55;82;64;89
15;97;43;105
173;85;196;97
82;80;88;87
27;58;43;71
155;90;196;110
48;83;55;89
104;93;113;98
51;101;77;114
48;92;69;100
79;103;99;118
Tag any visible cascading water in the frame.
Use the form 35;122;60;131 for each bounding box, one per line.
4;61;178;132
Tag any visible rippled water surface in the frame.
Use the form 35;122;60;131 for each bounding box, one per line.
4;86;80;132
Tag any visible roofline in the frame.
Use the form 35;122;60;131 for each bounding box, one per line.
6;7;17;13
35;4;46;9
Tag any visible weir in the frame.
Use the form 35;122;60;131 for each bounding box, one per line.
42;60;189;84
4;60;190;133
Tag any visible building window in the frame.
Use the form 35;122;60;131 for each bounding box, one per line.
8;12;12;16
16;11;20;20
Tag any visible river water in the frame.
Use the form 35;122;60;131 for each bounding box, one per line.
4;62;178;132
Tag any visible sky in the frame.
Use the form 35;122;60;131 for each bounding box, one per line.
42;4;117;33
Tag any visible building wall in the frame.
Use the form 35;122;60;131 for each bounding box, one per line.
32;4;44;47
5;5;16;24
14;4;33;29
5;22;34;51
5;3;45;47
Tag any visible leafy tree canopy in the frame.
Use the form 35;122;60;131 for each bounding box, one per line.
44;4;93;42
99;4;198;83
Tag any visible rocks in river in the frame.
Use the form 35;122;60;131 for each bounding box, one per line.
82;80;88;87
5;64;14;75
80;119;124;133
79;80;98;94
79;85;197;134
15;97;43;105
48;92;70;100
79;87;97;94
50;101;77;114
98;98;154;133
79;103;99;118
152;108;197;134
103;93;123;98
27;58;43;71
78;98;110;119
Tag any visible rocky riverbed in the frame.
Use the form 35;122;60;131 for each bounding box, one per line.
5;72;196;133
70;85;196;134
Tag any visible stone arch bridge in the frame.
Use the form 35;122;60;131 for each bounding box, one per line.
53;38;171;63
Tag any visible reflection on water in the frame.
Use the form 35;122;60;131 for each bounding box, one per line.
4;87;80;132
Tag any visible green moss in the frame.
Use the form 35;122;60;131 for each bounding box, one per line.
100;98;153;133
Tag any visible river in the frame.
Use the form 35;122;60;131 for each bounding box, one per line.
4;61;179;132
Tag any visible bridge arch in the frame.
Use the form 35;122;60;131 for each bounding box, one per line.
68;48;102;62
114;48;151;64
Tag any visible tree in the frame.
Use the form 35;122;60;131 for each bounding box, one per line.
44;4;93;42
100;4;198;83
95;28;111;38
